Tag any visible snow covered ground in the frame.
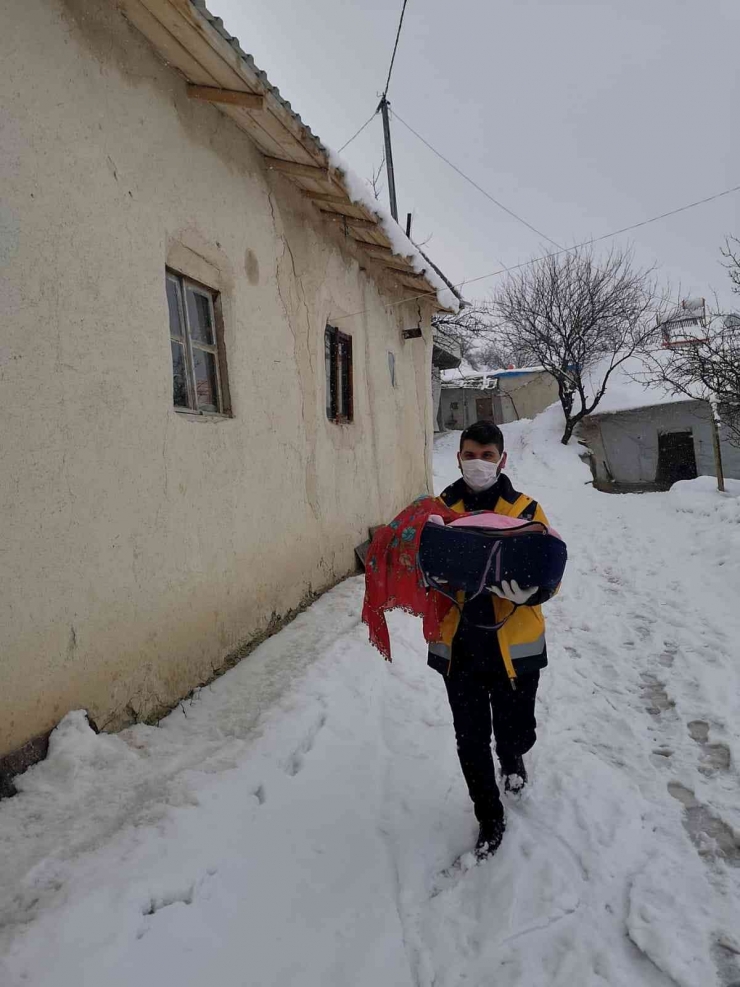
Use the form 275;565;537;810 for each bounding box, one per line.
2;408;739;987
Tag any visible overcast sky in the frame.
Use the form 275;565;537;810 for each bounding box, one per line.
214;0;740;308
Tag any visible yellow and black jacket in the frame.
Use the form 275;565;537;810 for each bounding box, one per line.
427;473;555;683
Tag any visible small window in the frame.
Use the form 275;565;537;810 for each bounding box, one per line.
325;325;353;423
388;351;396;387
450;401;459;410
166;271;229;415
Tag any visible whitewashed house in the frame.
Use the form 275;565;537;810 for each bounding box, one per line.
0;0;458;777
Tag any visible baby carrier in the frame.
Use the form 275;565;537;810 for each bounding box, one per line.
418;512;567;628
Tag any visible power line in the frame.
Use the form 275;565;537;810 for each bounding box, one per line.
393;110;562;250
462;181;740;290
337;0;409;164
382;0;409;98
338;112;378;154
332;180;740;320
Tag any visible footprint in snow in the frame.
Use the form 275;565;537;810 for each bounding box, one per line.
136;870;218;938
688;720;732;775
640;674;675;717
712;939;740;987
282;712;328;777
142;884;195;916
667;782;740;866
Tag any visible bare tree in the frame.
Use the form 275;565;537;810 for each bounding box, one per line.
367;154;385;201
722;235;740;296
639;243;740;446
431;300;532;370
641;317;740;445
493;246;667;443
431;301;498;366
468;334;535;372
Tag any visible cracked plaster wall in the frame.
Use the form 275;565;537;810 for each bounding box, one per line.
0;0;434;756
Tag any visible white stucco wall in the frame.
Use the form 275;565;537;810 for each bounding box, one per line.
439;388;487;430
0;0;435;756
497;373;559;423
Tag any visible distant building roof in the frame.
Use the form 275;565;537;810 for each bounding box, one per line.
441;365;546;389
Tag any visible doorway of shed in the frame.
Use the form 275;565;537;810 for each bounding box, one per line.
656;431;698;486
475;396;493;420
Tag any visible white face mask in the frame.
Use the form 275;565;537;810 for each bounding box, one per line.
460;458;502;492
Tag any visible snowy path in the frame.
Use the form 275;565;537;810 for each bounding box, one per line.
1;409;739;987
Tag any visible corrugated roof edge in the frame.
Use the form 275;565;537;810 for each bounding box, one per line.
187;0;460;313
190;0;326;155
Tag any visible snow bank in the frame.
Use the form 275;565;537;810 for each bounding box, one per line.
327;147;460;313
666;476;740;579
13;710;139;800
668;475;740;516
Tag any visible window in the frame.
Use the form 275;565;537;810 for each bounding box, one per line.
166;270;229;415
325;325;353;422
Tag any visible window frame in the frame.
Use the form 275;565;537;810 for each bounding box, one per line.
166;269;231;417
325;324;354;424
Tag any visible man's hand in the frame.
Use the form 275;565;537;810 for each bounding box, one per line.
491;580;539;605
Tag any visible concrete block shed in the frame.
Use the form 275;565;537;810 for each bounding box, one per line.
440;368;559;429
579;400;740;489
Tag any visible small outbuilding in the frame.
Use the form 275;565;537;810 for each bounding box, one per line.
579;371;740;490
439;367;558;430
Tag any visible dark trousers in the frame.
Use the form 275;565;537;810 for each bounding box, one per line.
445;654;540;824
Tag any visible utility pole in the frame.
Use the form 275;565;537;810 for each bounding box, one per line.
708;397;726;493
661;298;725;493
378;95;399;222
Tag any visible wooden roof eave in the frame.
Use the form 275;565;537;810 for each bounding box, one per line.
120;0;453;313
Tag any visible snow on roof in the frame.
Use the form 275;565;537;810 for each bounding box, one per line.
441;353;703;411
440;360;483;384
586;354;699;416
440;364;546;387
327;148;460;313
494;367;547;377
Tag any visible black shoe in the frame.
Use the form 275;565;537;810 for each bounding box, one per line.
475;816;505;861
501;755;528;795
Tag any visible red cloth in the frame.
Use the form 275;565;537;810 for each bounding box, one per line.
362;496;461;661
